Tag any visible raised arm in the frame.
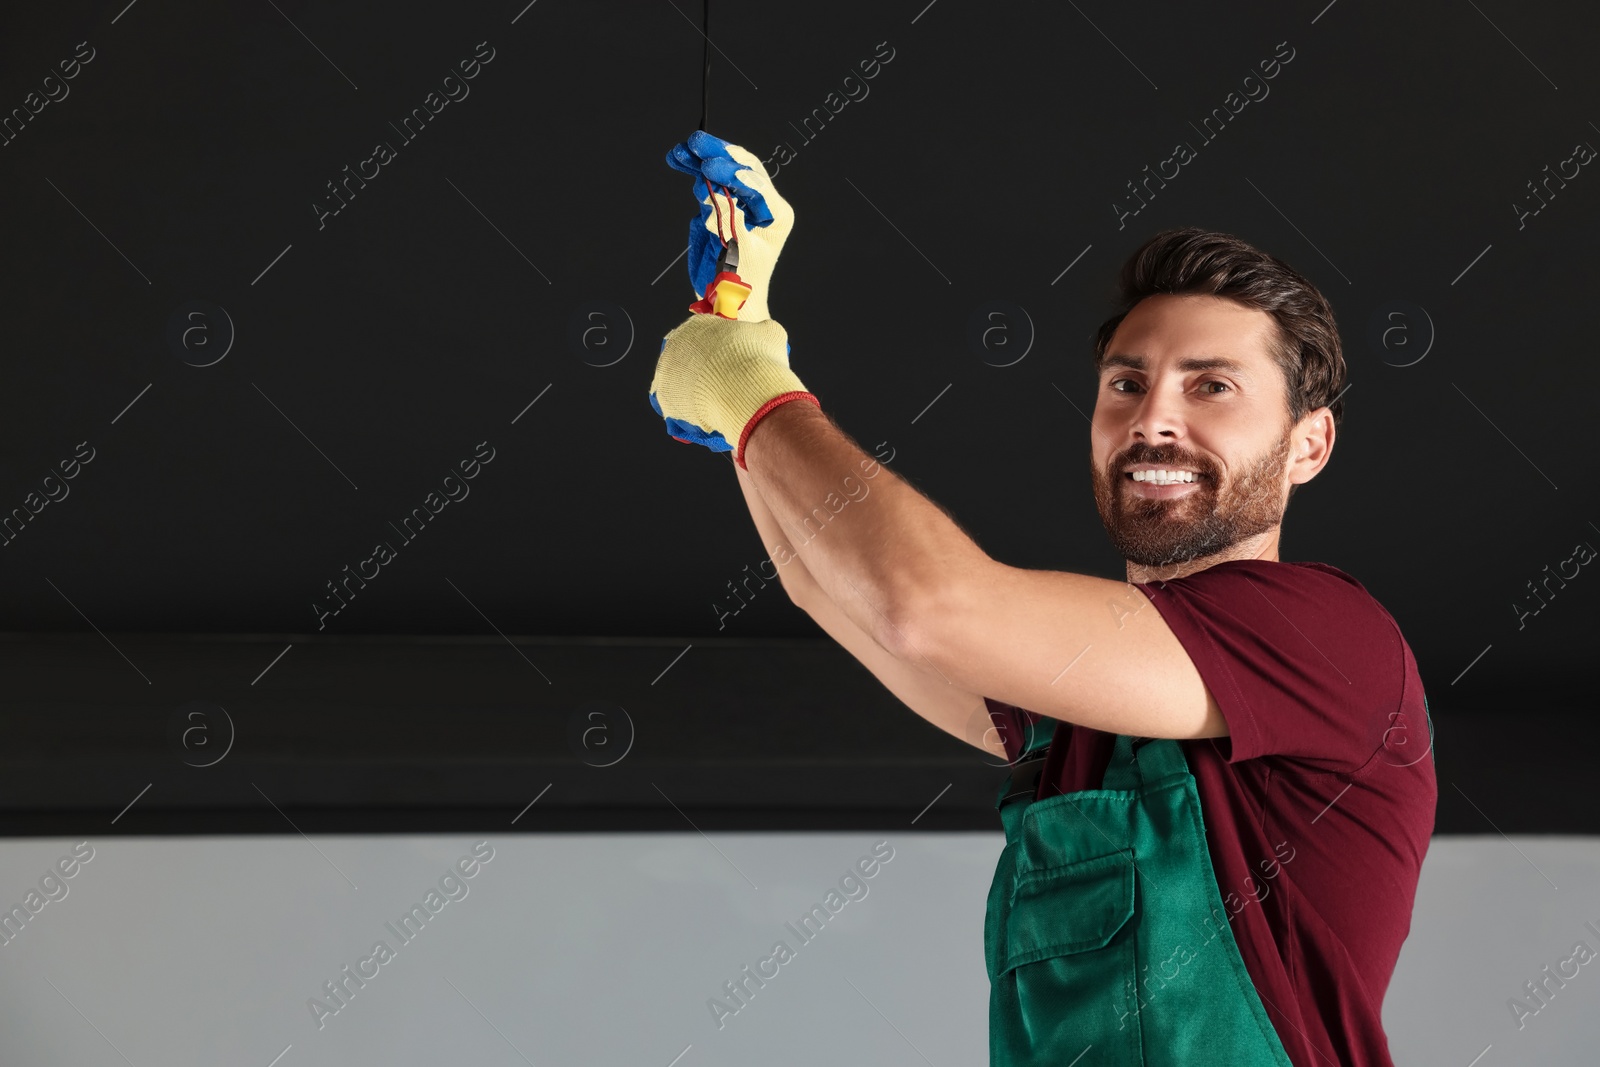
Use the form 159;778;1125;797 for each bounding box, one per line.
649;133;1222;744
730;460;1004;758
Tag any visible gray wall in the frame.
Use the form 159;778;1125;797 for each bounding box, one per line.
1;834;1594;1065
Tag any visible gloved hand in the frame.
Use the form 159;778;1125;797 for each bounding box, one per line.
664;130;794;323
647;313;819;469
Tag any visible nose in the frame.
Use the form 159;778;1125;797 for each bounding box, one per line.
1129;380;1184;443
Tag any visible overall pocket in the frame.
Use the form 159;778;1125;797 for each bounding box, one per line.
996;848;1143;1065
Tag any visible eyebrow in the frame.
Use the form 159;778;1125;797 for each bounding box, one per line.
1100;353;1252;376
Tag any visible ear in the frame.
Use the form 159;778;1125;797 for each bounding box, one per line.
1288;406;1335;487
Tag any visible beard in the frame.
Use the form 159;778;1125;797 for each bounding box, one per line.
1090;430;1291;571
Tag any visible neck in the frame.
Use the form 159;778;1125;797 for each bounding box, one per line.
1125;528;1281;584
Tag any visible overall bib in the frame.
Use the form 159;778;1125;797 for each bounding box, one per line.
983;723;1294;1067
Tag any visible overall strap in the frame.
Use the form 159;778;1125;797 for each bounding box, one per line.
1020;715;1057;759
993;717;1060;818
1101;733;1189;791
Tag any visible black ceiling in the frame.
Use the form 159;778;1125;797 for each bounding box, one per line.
1;0;1594;831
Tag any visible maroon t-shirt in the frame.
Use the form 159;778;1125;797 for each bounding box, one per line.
984;559;1436;1067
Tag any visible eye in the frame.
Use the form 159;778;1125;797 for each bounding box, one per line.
1107;377;1231;394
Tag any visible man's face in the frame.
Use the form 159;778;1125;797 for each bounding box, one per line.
1089;293;1299;572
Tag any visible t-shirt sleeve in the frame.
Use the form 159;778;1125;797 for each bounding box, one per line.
1134;562;1403;773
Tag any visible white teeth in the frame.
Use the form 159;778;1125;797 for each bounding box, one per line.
1131;469;1197;485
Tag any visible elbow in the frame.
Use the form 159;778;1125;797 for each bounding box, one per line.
878;580;949;674
771;561;816;612
781;577;814;615
880;556;993;678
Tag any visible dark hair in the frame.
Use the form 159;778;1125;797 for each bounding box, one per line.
1093;228;1346;429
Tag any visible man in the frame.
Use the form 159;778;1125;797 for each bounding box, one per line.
651;131;1436;1067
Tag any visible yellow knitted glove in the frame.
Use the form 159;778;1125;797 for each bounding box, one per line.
668;132;794;323
647;314;819;468
693;141;792;324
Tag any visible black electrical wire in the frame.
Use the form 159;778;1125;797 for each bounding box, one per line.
698;0;711;132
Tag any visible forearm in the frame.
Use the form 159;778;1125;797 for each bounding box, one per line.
740;400;986;654
731;459;824;605
736;442;997;753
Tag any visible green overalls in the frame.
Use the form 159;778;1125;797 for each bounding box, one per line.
983;723;1294;1067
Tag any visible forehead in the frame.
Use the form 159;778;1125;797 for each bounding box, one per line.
1101;293;1280;376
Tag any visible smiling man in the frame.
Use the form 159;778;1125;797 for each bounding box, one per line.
650;132;1437;1067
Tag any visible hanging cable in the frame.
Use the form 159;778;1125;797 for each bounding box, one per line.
698;0;711;132
694;0;740;282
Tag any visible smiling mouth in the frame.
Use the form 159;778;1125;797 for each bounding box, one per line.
1122;470;1206;499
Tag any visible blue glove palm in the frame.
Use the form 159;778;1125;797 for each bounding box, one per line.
663;130;792;322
